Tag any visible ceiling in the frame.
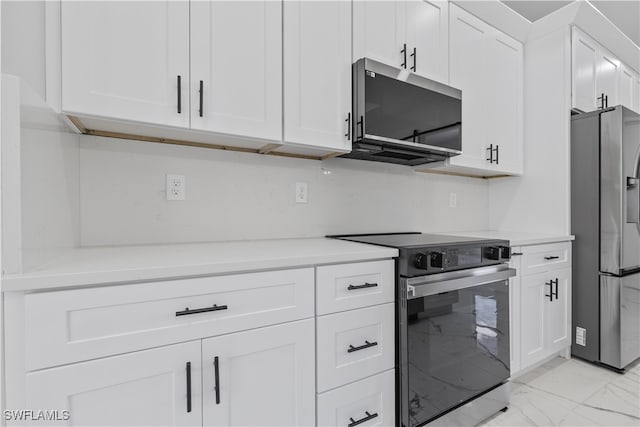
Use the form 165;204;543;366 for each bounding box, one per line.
501;1;640;47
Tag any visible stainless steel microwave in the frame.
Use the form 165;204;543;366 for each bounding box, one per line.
342;58;462;166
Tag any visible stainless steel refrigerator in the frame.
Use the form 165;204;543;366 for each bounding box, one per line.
571;105;640;370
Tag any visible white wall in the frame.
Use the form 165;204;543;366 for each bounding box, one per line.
79;136;489;246
488;27;571;235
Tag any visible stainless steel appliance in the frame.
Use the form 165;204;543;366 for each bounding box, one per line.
342;58;462;166
571;105;640;371
331;233;515;427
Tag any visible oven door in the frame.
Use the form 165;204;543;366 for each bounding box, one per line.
398;265;515;427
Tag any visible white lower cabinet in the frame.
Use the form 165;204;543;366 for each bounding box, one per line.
26;341;202;427
317;370;395;427
510;242;572;376
201;319;315;427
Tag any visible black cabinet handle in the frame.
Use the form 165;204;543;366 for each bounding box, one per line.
176;304;228;317
545;281;554;301
598;93;606;109
213;356;220;405
177;75;182;114
357;115;364;140
401;43;407;69
186;361;192;413
553;278;559;300
199;80;204;117
347;282;378;291
410;47;416;71
348;340;378;353
544;256;560;261
348;411;379;427
511;252;523;256
605;95;609;108
345;112;351;140
495;145;499;164
486;144;494;163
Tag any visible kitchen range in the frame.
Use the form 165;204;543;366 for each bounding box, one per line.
332;233;515;427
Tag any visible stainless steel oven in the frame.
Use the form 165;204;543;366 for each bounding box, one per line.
399;265;515;427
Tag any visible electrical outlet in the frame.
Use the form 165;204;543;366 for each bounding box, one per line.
449;192;457;208
295;182;308;203
166;174;185;201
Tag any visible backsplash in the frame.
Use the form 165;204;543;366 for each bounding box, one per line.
78;135;490;246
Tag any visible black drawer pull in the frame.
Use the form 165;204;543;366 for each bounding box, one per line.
186;361;192;413
410;47;416;71
213;356;221;405
199;80;204;117
177;75;182;114
347;282;378;291
176;304;228;317
511;252;523;256
401;43;407;69
544;256;560;260
552;278;559;300
349;411;379;427
348;340;378;353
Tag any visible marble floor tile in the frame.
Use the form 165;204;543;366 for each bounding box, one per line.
479;356;640;427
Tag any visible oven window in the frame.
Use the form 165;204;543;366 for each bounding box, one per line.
406;280;510;427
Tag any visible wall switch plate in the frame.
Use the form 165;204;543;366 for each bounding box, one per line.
166;174;185;201
449;192;457;208
296;182;308;204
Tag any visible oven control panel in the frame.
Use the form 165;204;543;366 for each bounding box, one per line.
407;243;510;276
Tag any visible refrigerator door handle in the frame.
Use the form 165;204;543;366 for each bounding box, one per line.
626;176;640;223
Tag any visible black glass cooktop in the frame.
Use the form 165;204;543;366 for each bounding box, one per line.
329;232;493;249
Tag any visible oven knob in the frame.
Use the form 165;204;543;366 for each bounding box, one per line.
484;246;500;261
414;253;430;269
430;252;445;269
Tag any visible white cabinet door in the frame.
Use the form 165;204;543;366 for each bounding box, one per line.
405;0;449;83
353;1;404;67
619;64;635;111
190;1;282;141
61;1;189;128
448;5;489;170
520;272;547;368
547;268;571;354
572;27;598;113
596;48;620;109
26;342;201;427
283;0;352;151
202;319;315;427
485;31;523;175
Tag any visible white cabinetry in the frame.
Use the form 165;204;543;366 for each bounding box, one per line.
571;26;640;114
60;1;190;128
446;4;523;176
353;0;448;83
283;0;352;151
202;320;315;427
190;1;282;141
26;341;202;427
510;242;572;376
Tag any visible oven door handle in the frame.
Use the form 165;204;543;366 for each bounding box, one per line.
403;266;516;299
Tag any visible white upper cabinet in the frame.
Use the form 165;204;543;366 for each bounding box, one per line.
190;1;282;141
448;4;523;175
405;0;449;83
570;27;640;113
283;0;352;151
353;0;449;83
60;1;189;128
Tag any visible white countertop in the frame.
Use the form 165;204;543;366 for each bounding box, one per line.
1;238;398;292
445;230;575;246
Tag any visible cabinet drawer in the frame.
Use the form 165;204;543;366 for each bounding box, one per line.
317;304;394;392
521;242;571;275
318;369;395;427
316;260;394;315
24;268;314;371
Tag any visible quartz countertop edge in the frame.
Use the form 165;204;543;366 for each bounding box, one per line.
1;238;398;292
443;230;575;246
